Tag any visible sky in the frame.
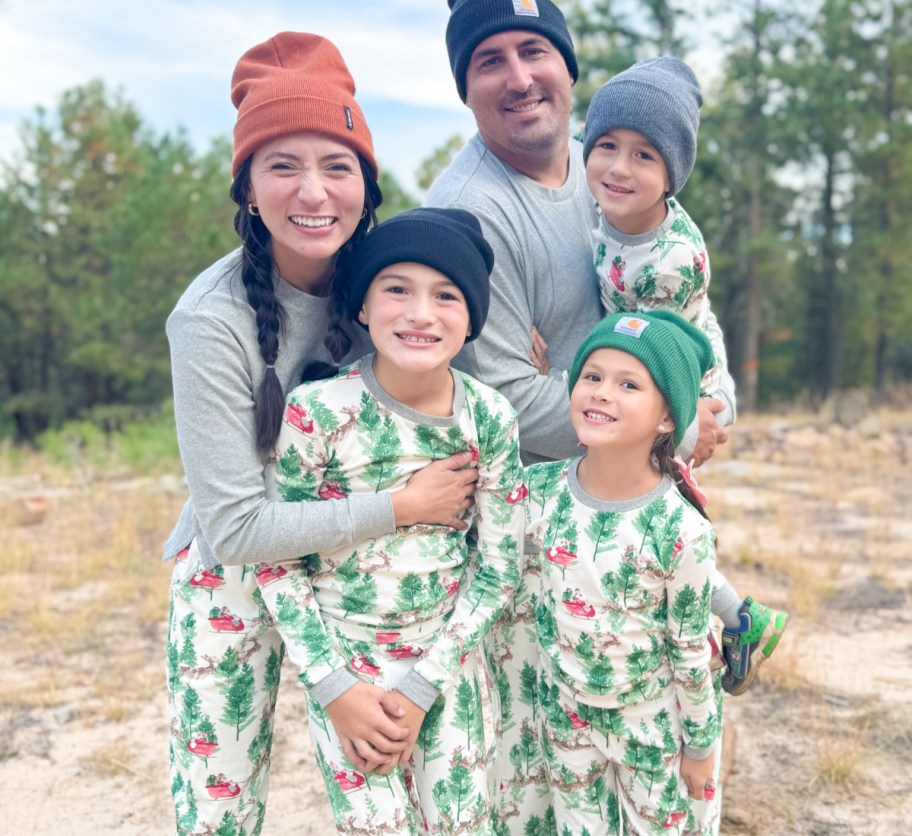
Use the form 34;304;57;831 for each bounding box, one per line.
0;0;479;194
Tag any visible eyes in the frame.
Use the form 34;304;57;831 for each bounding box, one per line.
594;141;657;162
475;44;548;70
384;285;464;303
581;372;640;390
268;160;355;176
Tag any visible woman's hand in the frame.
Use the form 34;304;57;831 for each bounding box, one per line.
680;751;716;801
325;682;409;773
529;326;550;375
392;451;478;530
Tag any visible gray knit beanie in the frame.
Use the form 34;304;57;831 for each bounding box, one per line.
583;57;702;197
446;0;578;103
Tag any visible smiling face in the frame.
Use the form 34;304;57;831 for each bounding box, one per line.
247;132;366;292
586;128;670;235
358;262;472;388
464;30;573;171
569;347;673;454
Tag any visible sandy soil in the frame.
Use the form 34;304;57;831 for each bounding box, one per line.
1;410;910;834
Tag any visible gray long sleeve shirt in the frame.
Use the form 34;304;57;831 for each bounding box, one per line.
163;249;393;569
426;135;603;465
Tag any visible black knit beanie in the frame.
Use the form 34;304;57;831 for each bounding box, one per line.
347;208;494;342
446;0;579;103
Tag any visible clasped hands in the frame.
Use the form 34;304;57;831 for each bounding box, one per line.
325;681;426;775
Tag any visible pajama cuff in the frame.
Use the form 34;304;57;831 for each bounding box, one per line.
395;668;441;712
311;667;359;709
683;743;715;760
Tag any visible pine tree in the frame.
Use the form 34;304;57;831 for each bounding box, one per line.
448;763;474;824
221;661;256;740
585;511;620;560
179;613;196;665
274;445;319;502
418;697;445;766
452;675;481;751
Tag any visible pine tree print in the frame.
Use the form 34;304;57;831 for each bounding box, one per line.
452;675;481;751
301;389;340;433
594;240;607;269
179;613;197;665
175;780;198;834
272;596;337;677
395;573;428;615
448;762;475;824
221;661;256;740
336;554;378;617
417;697;445;766
634;498;666;553
356;393;404;491
584;511;620;560
214;809;238;836
262;645;281;702
275;444;320;502
671;584;700;639
246;713;271;770
635;262;657;299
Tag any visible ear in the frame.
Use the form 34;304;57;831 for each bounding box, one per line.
466;322;472;338
357;307;368;325
658;412;675;435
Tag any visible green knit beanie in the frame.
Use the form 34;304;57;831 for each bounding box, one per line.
567;310;714;445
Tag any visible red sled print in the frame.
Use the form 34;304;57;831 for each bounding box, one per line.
189;570;223;590
175;546;191;561
285;403;314;433
375;631;401;644
663;810;687;828
255;565;287;585
567;710;589;729
187;734;219;758
506;482;528;505
318;481;347;500
208;607;245;632
546;545;577;567
351;656;381;678
563;597;596;618
609;256;626;291
206;775;240;799
334;770;366;792
387;645;424;659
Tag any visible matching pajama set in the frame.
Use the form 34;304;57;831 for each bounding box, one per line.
255;357;525;834
513;459;722;835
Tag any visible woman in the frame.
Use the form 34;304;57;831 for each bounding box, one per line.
164;32;477;836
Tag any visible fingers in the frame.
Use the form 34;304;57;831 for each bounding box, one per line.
379;690;406;720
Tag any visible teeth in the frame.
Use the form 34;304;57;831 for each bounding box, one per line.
399;335;437;344
584;411;614;423
291;216;335;228
508;101;540;113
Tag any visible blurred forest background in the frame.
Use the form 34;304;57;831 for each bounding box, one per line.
1;0;910;448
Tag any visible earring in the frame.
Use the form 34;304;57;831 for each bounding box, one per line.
658;423;666;432
248;203;260;217
361;207;368;220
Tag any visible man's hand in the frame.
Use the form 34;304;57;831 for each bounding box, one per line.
691;398;728;467
529;326;550;376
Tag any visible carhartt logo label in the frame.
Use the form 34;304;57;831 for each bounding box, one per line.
512;0;540;16
344;105;353;131
614;317;650;338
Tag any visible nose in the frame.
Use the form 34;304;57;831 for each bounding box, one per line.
297;173;328;205
608;153;630;179
504;55;533;94
405;292;433;324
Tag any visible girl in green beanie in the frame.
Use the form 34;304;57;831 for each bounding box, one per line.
528;310;722;834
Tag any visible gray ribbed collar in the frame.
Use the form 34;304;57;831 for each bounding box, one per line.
359;355;464;426
567;456;673;511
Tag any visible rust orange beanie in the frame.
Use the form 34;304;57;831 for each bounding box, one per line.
230;32;377;178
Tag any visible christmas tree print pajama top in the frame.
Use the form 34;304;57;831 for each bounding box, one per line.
255;356;525;835
494;458;722;836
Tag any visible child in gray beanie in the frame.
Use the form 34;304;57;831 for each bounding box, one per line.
577;57;789;697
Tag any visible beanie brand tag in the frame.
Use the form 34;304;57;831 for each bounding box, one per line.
614;316;651;338
343;105;353;131
512;0;540;16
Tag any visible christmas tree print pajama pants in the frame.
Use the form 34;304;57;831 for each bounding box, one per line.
539;665;706;836
256;576;494;835
167;540;284;836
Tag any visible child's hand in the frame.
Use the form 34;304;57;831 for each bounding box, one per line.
374;691;426;775
680;751;716;801
325;682;409;773
529;326;550;375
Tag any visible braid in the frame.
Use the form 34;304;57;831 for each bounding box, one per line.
230;159;286;459
652;433;710;521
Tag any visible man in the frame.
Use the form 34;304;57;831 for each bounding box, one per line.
426;3;729;834
426;0;733;467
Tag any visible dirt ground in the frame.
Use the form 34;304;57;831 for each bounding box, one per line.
1;409;910;834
